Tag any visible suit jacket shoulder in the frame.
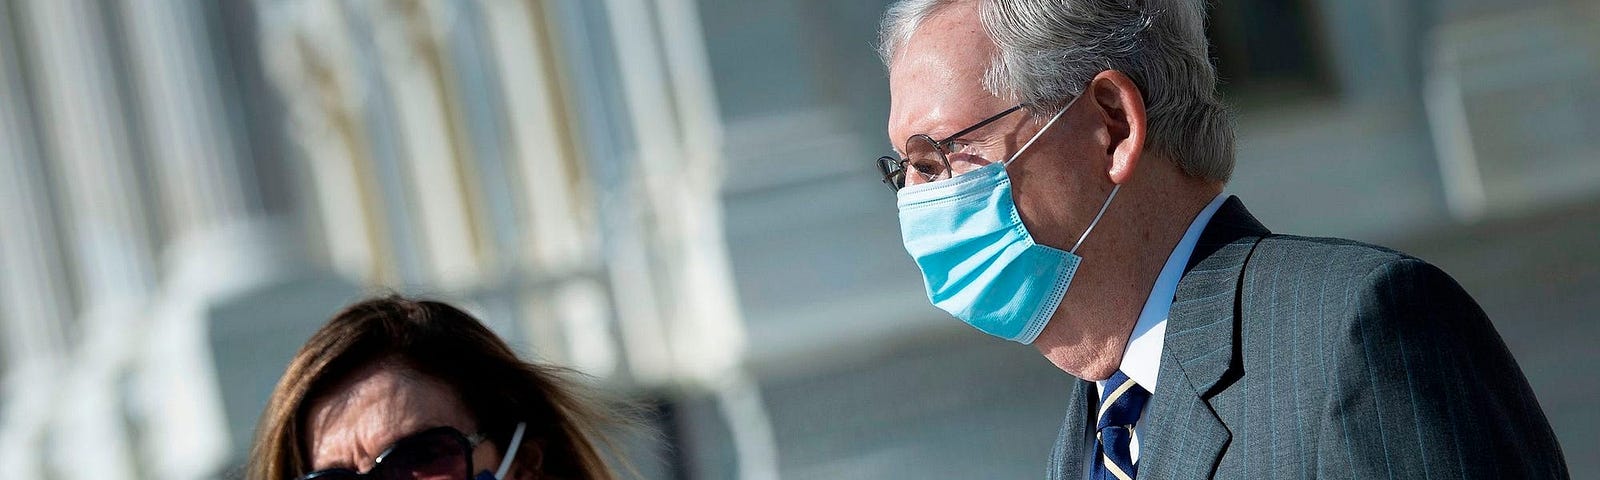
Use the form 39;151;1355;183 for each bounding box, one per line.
1054;197;1569;479
1210;224;1570;478
1252;233;1413;278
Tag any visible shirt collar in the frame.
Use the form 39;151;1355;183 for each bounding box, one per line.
1100;192;1229;393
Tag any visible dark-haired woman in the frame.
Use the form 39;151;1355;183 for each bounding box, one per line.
247;296;622;480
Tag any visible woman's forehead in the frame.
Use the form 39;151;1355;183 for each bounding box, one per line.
303;364;476;470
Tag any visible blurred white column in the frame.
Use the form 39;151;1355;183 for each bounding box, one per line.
257;0;389;283
21;0;157;478
0;2;73;477
600;0;692;387
480;2;591;269
24;0;154;306
602;0;776;477
650;0;748;396
120;2;282;477
122;1;253;233
0;0;73;389
365;1;486;288
478;0;617;376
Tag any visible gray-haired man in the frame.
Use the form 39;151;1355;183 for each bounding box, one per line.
873;1;1568;478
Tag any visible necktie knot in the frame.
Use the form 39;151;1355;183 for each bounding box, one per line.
1097;370;1151;431
1093;371;1149;480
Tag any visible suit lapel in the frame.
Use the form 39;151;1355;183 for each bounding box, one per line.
1048;379;1097;480
1137;196;1268;478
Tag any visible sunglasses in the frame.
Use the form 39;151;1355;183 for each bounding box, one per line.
297;422;527;480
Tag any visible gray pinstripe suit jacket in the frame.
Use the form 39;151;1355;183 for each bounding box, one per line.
1047;197;1568;479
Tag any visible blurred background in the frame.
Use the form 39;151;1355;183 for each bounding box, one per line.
0;0;1596;478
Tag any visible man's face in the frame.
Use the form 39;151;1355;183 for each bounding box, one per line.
886;3;1108;252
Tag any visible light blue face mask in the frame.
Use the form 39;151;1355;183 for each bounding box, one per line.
895;101;1119;344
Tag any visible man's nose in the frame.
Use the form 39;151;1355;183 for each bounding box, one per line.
903;168;930;188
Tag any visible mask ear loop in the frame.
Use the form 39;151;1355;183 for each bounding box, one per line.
1003;94;1081;167
997;94;1118;254
494;422;528;479
1070;184;1120;254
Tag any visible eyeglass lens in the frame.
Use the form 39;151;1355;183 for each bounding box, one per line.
876;104;1027;192
879;135;951;192
877;155;905;191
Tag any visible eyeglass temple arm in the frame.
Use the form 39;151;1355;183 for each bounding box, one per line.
935;104;1026;145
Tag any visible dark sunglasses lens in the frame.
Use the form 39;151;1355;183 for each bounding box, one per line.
300;471;362;480
373;429;472;480
877;156;905;191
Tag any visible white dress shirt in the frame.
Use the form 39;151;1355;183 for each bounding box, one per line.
1087;192;1227;474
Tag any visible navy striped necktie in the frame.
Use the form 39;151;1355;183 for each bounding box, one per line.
1093;371;1151;480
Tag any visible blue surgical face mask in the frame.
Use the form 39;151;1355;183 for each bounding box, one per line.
895;100;1119;344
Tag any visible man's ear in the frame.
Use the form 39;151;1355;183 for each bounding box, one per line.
1088;70;1147;185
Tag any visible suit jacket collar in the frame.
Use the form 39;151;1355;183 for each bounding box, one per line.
1048;196;1268;480
1135;195;1269;478
1167;195;1270;395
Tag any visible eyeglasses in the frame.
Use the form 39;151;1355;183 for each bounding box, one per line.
876;104;1026;192
295;426;489;480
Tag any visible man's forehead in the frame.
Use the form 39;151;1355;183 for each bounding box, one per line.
890;2;992;79
887;2;1003;143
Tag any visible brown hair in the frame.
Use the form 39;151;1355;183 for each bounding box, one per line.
246;296;622;480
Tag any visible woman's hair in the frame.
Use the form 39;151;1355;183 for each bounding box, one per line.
247;295;622;480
